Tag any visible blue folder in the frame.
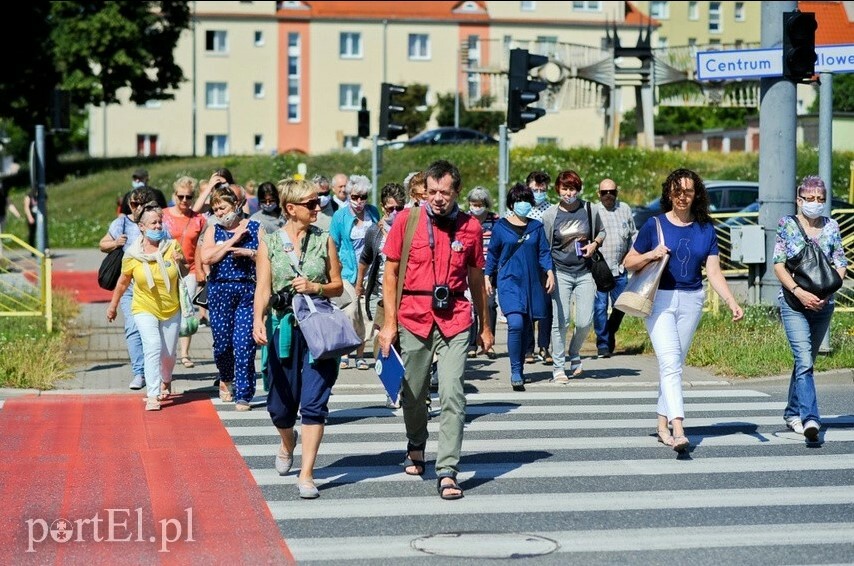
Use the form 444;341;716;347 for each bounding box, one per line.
375;345;405;402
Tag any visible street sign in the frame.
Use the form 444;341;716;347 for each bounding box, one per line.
697;43;854;81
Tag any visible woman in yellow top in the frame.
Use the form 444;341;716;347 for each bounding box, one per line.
107;203;185;411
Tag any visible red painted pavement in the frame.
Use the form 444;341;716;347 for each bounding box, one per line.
51;271;113;303
0;394;296;565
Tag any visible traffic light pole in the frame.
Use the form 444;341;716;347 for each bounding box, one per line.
498;124;508;217
371;134;380;207
34;125;47;254
819;72;833;352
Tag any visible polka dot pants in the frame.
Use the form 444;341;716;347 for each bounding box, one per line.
208;281;257;403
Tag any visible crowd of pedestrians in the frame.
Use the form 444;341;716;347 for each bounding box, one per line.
97;162;846;501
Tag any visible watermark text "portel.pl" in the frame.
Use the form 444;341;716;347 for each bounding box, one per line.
26;508;195;553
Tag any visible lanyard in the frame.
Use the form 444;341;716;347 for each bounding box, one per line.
426;215;456;287
279;230;311;277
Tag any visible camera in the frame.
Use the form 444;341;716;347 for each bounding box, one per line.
270;289;293;311
432;285;452;311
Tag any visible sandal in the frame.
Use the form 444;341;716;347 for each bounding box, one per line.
181;357;195;368
486;348;497;360
672;435;690;452
219;383;233;402
656;428;675;448
403;442;426;476
437;476;464;500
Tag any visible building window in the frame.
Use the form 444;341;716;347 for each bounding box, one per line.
734;2;745;22
205;30;227;53
340;32;362;58
254;82;264;99
520;1;535;11
657;37;669;49
536;137;558;146
254;134;264;151
408;34;430;60
466;35;481;102
571;1;601;11
205;82;228;108
142;100;161;109
254;31;264;46
288;32;301;122
343;136;360;152
339;84;362;110
536;36;558;58
650;1;669;19
136;135;158;157
709;2;722;33
205;135;228;157
688;1;698;20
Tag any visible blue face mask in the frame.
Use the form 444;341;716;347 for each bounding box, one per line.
513;201;533;218
533;191;547;205
132;180;146;189
145;229;166;242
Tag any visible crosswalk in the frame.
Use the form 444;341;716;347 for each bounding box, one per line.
217;387;854;563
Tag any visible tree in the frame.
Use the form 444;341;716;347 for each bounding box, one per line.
809;73;854;113
620;106;755;141
395;83;432;137
0;1;190;161
435;93;504;136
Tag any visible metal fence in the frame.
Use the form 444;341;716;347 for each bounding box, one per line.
0;234;52;331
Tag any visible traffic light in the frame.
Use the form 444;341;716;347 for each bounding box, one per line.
783;11;817;83
507;48;548;132
379;83;407;140
357;97;370;138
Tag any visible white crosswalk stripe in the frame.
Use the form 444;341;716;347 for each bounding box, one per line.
218;387;854;563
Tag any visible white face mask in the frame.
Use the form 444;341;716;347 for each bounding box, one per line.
318;194;331;208
801;201;824;219
469;205;485;216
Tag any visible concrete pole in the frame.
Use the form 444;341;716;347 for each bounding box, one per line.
371;134;379;207
498;124;508;217
35;125;47;254
819;72;833;352
758;0;798;305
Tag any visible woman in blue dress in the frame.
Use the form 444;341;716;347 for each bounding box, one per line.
485;183;555;391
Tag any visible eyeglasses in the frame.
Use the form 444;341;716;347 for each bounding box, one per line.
292;199;321;209
798;195;826;203
129;201;141;207
175;194;194;201
384;205;405;213
599;190;617;196
350;194;368;201
671;189;696;198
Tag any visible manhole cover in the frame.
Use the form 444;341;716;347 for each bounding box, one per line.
412;532;558;559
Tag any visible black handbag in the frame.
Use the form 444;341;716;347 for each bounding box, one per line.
97;248;124;290
782;215;842;312
192;284;208;308
586;203;616;292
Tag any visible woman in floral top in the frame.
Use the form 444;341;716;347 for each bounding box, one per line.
773;175;848;443
252;178;344;500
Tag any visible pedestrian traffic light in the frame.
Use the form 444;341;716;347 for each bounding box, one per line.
379;83;407;141
357;97;370;139
783;11;817;83
507;48;548;132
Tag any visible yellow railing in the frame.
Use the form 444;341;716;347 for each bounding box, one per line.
0;234;52;332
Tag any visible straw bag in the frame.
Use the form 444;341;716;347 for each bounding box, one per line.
614;217;668;318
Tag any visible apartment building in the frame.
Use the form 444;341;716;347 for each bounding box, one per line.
632;0;761;49
88;1;663;158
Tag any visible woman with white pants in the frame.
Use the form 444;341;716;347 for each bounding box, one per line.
623;169;744;452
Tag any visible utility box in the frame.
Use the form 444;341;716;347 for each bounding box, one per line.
730;225;765;263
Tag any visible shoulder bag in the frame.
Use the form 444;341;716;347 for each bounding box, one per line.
178;276;199;337
586;202;616;292
614;216;668;318
292;294;363;360
97;216;127;291
781;215;842;312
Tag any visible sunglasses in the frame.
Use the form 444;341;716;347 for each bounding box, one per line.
175;194;194;201
599;190;617;196
292;199;321;209
671;189;695;198
798;195;826;203
350;194;368;201
384;205;405;213
129;201;141;207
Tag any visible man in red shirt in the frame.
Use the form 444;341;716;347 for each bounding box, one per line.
378;160;494;501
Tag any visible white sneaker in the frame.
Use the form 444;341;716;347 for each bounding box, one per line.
144;397;161;411
785;416;804;434
550;370;570;384
803;420;820;442
129;375;145;390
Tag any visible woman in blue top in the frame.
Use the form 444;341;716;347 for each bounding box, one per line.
773;175;847;443
624;169;743;453
201;185;261;410
485;183;554;391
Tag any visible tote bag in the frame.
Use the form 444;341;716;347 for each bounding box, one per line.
98;216;128;291
781;215;843;312
178;277;199;337
292;294;363;360
614;217;669;318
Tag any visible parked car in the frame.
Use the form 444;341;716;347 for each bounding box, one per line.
723;196;853;227
632;180;760;229
386;127;498;150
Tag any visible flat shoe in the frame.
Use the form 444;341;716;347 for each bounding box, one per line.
550;375;570;385
297;479;319;499
275;430;298;476
181;357;195;368
235;401;252;411
672;435;690;452
219;384;233;402
486;348;497;360
656;428;675;448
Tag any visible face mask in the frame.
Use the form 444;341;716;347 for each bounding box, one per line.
534;192;547;205
513;202;533;218
318;194;331;208
220;211;239;227
801;201;824;219
145;229;165;242
350;199;366;214
562;194;578;205
469;205;485;216
419;199;428;208
385;210;398;226
260;203;279;214
131;180;145;189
